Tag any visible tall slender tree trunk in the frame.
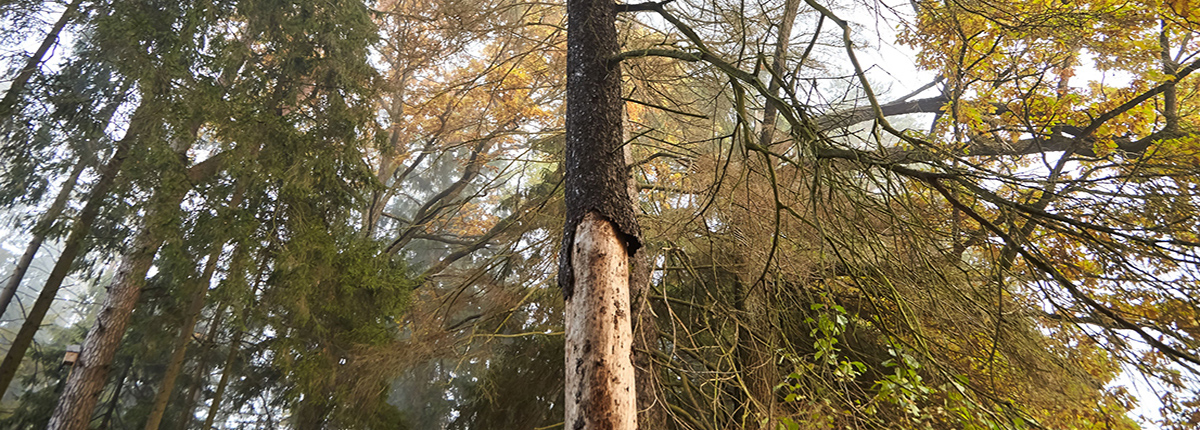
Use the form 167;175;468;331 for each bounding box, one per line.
0;85;126;320
561;0;642;428
202;326;243;430
176;302;227;429
0;0;86;120
0;110;144;395
48;210;172;430
143;186;243;430
141;245;224;430
97;358;131;430
363;73;408;237
735;5;805;428
736;2;801;428
49;159;197;430
0;158;85;319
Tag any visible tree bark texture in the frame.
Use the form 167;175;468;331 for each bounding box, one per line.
0;158;85;320
562;0;643;428
560;0;641;298
565;213;637;430
48;218;168;430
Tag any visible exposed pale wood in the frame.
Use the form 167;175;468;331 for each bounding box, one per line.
565;212;637;430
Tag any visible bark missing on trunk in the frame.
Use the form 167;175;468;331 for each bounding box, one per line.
564;212;637;430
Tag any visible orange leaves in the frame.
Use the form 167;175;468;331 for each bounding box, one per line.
1166;0;1194;19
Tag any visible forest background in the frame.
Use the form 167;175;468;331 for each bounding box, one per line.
0;0;1198;428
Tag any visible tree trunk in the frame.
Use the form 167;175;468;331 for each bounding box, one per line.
757;0;800;150
202;327;244;430
0;0;86;119
0;158;85;319
363;72;408;237
561;0;642;428
47;215;169;430
0;129;137;396
629;247;667;429
141;245;223;430
97;358;132;430
48;156;200;429
176;302;227;429
738;2;800;427
734;280;776;429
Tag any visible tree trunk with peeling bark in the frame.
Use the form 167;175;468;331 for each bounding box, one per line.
561;0;642;428
565;213;638;430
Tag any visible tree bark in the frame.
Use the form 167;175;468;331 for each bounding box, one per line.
47;213;170;430
560;0;641;297
48;152;201;429
0;158;85;319
0;0;86;120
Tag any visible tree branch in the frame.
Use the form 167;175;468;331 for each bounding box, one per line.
615;0;676;13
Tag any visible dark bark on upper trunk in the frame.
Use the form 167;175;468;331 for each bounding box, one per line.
562;1;643;429
560;0;641;298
